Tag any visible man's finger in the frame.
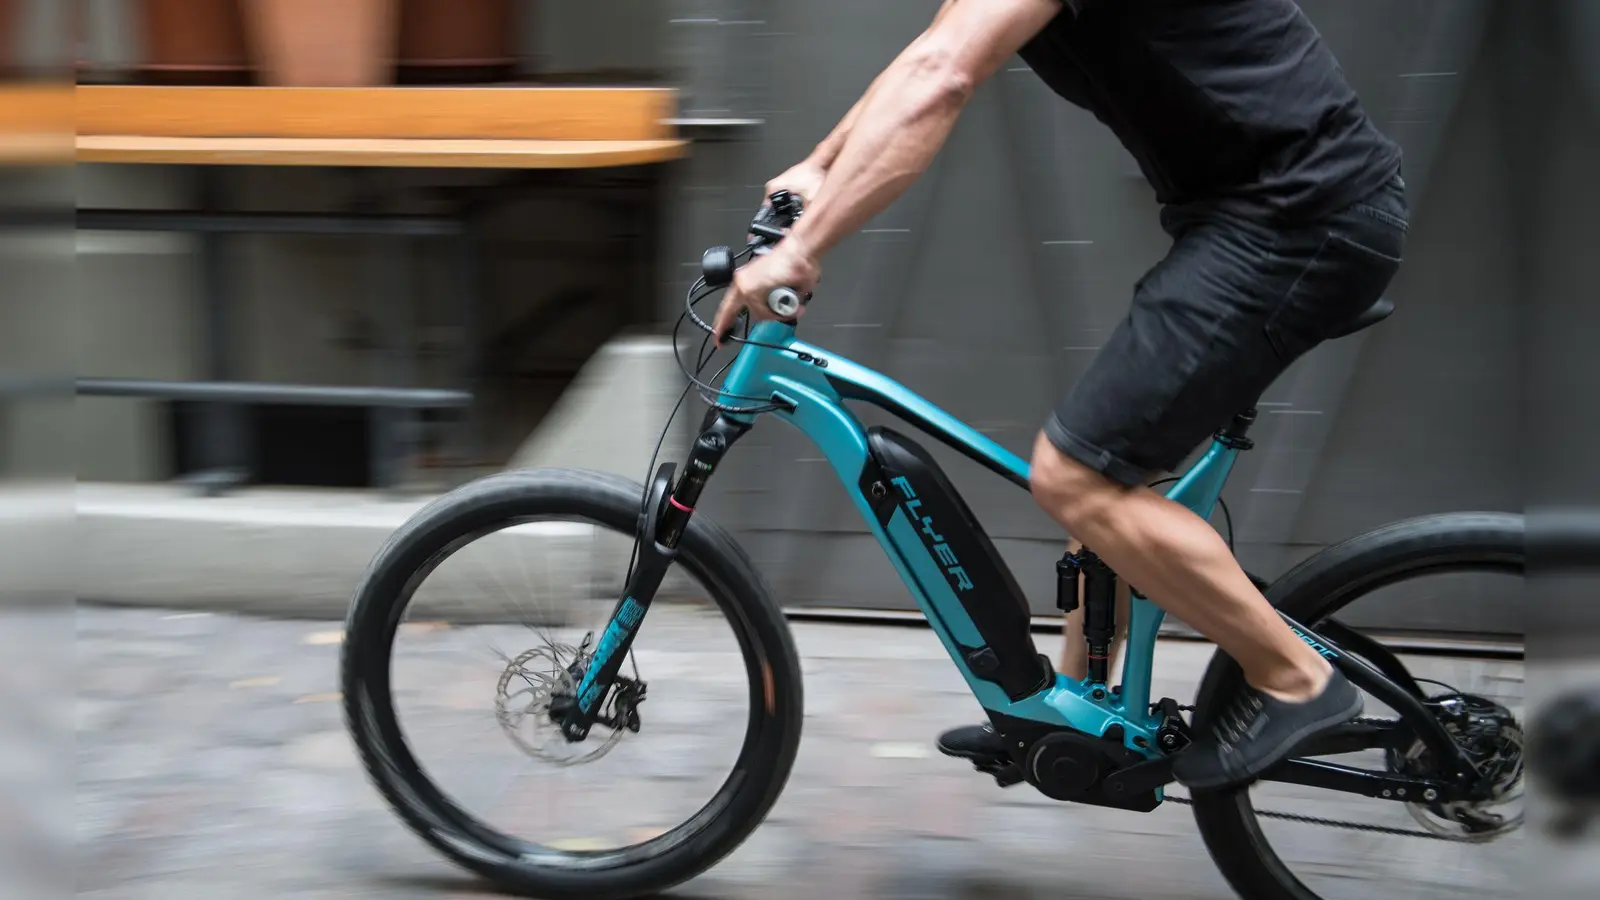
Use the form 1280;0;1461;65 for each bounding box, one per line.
712;297;739;347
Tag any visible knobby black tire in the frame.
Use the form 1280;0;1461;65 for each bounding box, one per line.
1189;511;1523;900
341;468;805;900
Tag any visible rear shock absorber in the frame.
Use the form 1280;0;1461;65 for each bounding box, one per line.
1056;547;1118;694
1081;551;1117;688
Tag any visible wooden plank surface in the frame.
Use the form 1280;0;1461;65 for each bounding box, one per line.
77;135;688;169
76;85;676;141
0;85;72;165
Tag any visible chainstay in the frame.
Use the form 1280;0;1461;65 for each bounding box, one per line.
1161;704;1452;839
1165;701;1394;728
1160;794;1453;840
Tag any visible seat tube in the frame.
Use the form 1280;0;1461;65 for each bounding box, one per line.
1119;419;1249;719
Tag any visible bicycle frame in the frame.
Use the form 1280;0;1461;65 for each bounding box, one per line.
565;317;1487;804
709;319;1241;754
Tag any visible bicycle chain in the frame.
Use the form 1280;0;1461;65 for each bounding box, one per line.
1159;704;1455;840
1160;795;1451;840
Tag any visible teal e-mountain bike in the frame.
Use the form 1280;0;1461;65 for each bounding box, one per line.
343;194;1527;900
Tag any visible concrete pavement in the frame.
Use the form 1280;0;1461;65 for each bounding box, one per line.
72;603;1567;900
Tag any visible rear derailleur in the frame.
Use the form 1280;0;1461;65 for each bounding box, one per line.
1389;690;1526;839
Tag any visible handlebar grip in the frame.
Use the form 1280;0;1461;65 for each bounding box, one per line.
767;287;803;318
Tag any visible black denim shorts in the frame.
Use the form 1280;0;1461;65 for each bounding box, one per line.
1045;174;1409;486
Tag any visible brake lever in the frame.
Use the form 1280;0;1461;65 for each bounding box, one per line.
748;222;788;243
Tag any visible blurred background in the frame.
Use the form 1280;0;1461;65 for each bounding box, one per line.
1;1;1597;899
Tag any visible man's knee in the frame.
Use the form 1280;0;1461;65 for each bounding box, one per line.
1029;430;1124;532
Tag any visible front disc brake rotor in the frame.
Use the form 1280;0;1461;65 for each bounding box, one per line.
495;643;627;767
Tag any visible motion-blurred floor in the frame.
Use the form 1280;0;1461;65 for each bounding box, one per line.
74;605;1560;900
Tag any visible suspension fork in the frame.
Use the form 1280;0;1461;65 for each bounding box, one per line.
558;413;750;740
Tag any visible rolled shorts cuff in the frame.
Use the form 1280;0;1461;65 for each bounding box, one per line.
1042;413;1152;488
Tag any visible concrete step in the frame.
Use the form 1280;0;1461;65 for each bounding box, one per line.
76;482;645;621
76;332;695;620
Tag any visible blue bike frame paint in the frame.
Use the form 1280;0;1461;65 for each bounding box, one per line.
718;321;1240;757
575;596;645;713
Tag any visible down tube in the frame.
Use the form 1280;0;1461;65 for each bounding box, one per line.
762;376;1019;708
765;374;1158;749
1117;439;1240;718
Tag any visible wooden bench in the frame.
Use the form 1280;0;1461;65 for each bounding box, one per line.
0;85;71;165
75;85;689;168
72;85;691;492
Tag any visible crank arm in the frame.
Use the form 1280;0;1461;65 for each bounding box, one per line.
1102;754;1179;798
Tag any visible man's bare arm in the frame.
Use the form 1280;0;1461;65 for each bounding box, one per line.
787;0;1060;257
710;0;1058;343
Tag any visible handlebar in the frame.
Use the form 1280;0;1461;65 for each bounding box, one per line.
699;190;812;320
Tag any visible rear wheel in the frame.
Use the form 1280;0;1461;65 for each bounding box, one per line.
342;469;804;900
1189;512;1524;900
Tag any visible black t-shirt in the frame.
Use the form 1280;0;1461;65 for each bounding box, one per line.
1016;0;1402;223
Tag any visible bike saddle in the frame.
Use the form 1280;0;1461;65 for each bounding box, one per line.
1329;295;1394;339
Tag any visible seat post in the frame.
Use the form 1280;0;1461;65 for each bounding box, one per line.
1216;407;1258;450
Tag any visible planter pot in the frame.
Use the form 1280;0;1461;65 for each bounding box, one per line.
138;0;253;85
396;0;515;84
243;0;397;87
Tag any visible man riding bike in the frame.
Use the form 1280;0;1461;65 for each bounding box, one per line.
711;0;1407;791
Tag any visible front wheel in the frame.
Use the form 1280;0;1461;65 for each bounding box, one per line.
1189;512;1525;900
341;468;804;900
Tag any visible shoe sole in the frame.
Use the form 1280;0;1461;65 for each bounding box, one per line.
938;744;1002;761
1177;691;1365;792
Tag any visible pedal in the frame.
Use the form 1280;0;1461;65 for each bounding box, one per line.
990;764;1025;788
949;746;1025;788
972;757;1024;788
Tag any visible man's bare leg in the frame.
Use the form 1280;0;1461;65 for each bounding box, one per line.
1027;432;1365;789
1028;432;1330;700
938;435;1361;789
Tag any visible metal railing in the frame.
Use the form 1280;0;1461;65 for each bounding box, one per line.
76;169;483;495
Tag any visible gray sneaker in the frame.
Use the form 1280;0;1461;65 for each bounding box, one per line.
1173;670;1364;791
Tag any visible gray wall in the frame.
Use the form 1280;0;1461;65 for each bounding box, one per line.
65;2;1595;636
657;1;1592;637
